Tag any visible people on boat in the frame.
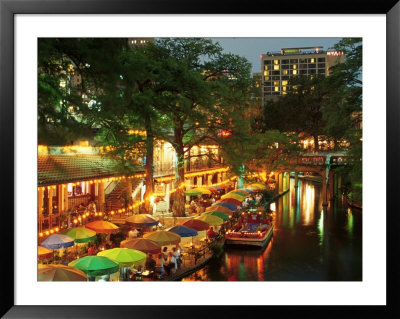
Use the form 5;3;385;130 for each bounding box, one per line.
207;227;217;240
155;253;165;279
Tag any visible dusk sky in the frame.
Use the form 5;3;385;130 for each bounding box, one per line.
210;37;343;74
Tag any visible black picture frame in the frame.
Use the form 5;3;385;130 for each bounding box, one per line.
1;0;399;318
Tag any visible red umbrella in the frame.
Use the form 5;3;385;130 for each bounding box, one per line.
219;198;242;206
120;238;161;254
182;219;210;231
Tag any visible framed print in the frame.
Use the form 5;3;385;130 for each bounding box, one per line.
1;0;399;318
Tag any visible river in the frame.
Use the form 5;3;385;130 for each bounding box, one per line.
181;178;362;281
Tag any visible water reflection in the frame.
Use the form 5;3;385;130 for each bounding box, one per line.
182;179;362;281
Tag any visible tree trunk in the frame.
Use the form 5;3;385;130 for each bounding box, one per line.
313;135;319;152
171;138;186;217
142;115;154;214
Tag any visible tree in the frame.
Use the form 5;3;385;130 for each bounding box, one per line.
150;38;253;216
262;74;333;151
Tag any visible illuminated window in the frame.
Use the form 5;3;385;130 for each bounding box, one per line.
273;81;280;86
274;86;279;92
293;64;297;69
273;65;280;70
265;76;270;81
293;70;297;75
282;86;287;91
311;58;315;63
283;70;288;75
274;60;279;65
282;91;287;95
264;70;269;76
282;80;288;86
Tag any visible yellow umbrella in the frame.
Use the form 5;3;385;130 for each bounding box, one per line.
38;246;53;259
97;248;147;268
38;264;87;281
143;230;181;246
195;214;224;226
85;221;119;234
184;187;212;196
205;205;234;214
248;183;267;190
221;192;246;201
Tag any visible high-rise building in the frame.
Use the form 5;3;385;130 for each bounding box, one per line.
261;46;344;102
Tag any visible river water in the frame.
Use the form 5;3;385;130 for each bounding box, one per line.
181;179;362;281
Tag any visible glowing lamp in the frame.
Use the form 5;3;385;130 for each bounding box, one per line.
111;212;114;215
99;212;103;216
50;229;54;234
45;231;50;236
73;219;78;224
94;213;98;216
55;227;59;232
82;215;86;219
39;233;43;237
78;217;81;221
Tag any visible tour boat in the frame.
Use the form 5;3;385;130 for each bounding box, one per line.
225;211;273;247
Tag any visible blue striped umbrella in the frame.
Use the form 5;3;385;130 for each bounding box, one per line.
167;225;198;237
40;234;75;250
213;201;238;211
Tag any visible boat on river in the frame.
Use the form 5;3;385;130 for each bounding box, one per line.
224;211;273;247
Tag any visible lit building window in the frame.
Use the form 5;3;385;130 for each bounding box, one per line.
274;86;279;92
273;81;280;86
274;60;279;65
264;71;269;76
311;58;315;63
283;70;288;75
282;80;288;86
282;86;287;91
293;70;297;75
293;64;297;69
282;91;287;95
274;65;280;70
265;76;270;81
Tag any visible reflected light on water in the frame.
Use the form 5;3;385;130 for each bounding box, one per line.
318;210;324;246
347;208;354;238
302;184;315;225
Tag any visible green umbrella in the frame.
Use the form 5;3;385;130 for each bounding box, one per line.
97;248;147;268
61;227;97;243
68;256;119;277
203;211;230;221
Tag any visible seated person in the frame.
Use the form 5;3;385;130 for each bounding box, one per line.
207;227;217;240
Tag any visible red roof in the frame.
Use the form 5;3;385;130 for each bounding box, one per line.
38;154;142;186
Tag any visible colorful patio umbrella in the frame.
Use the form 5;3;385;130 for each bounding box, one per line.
167;225;198;237
120;238;161;254
219;198;242;206
125;214;159;227
248;183;267;190
38;246;53;260
68;256;120;277
40;234;75;250
195;214;224;226
184;187;211;196
208;186;222;192
61;227;96;243
213;201;238;211
203;211;230;221
182;219;210;231
239;188;254;194
220;193;245;202
205;205;233;214
38;264;87;281
85;221;119;234
97;248;147;268
143;230;181;246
